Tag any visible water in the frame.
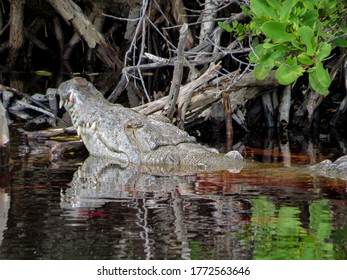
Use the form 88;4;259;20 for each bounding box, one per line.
0;128;346;260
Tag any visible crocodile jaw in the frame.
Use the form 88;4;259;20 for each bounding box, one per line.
59;90;129;166
59;90;75;109
59;91;89;135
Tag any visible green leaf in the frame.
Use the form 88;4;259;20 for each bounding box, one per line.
318;31;334;39
337;21;347;33
266;0;282;11
250;42;288;68
298;26;315;55
308;64;330;95
309;71;329;95
262;21;296;43
305;0;319;4
35;70;52;77
240;5;252;17
286;56;297;67
218;21;232;32
315;42;331;61
297;53;313;65
323;0;339;9
234;23;246;38
291;39;305;51
254;64;271;80
315;61;331;88
275;64;304;85
248;44;265;62
301;9;318;28
303;1;314;10
263;42;276;49
331;37;347;47
259;52;276;68
294;6;306;17
272;47;287;64
280;0;299;21
250;0;278;19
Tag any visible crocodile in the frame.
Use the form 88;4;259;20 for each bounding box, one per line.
57;77;347;180
58;77;243;174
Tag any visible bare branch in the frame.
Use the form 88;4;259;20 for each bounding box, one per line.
164;23;189;120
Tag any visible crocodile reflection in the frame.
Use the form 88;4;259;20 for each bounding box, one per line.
60;154;347;210
60;155;218;209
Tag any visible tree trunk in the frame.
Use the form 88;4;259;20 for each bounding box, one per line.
7;0;26;69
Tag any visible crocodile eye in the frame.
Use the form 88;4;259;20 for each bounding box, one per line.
125;118;144;129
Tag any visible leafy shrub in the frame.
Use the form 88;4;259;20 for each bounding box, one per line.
219;0;347;95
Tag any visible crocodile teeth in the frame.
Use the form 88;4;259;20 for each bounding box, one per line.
77;125;82;136
77;167;82;178
91;122;96;130
85;122;91;128
59;99;65;109
87;178;97;184
68;91;75;104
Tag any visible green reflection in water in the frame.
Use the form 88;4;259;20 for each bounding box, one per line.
250;197;335;260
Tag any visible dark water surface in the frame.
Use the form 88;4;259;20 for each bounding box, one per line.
0;128;346;260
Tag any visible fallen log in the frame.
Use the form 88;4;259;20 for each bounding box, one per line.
24;127;77;140
134;69;278;125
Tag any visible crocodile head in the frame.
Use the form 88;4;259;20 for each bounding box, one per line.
58;77;105;106
58;77;107;130
58;77;131;166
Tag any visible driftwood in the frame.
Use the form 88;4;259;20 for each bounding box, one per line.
0;83;68;126
24;127;77;140
164;23;188;120
46;0;122;70
135;63;222;115
135;68;277;119
176;62;223;127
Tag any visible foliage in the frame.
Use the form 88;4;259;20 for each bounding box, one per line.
219;0;347;95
